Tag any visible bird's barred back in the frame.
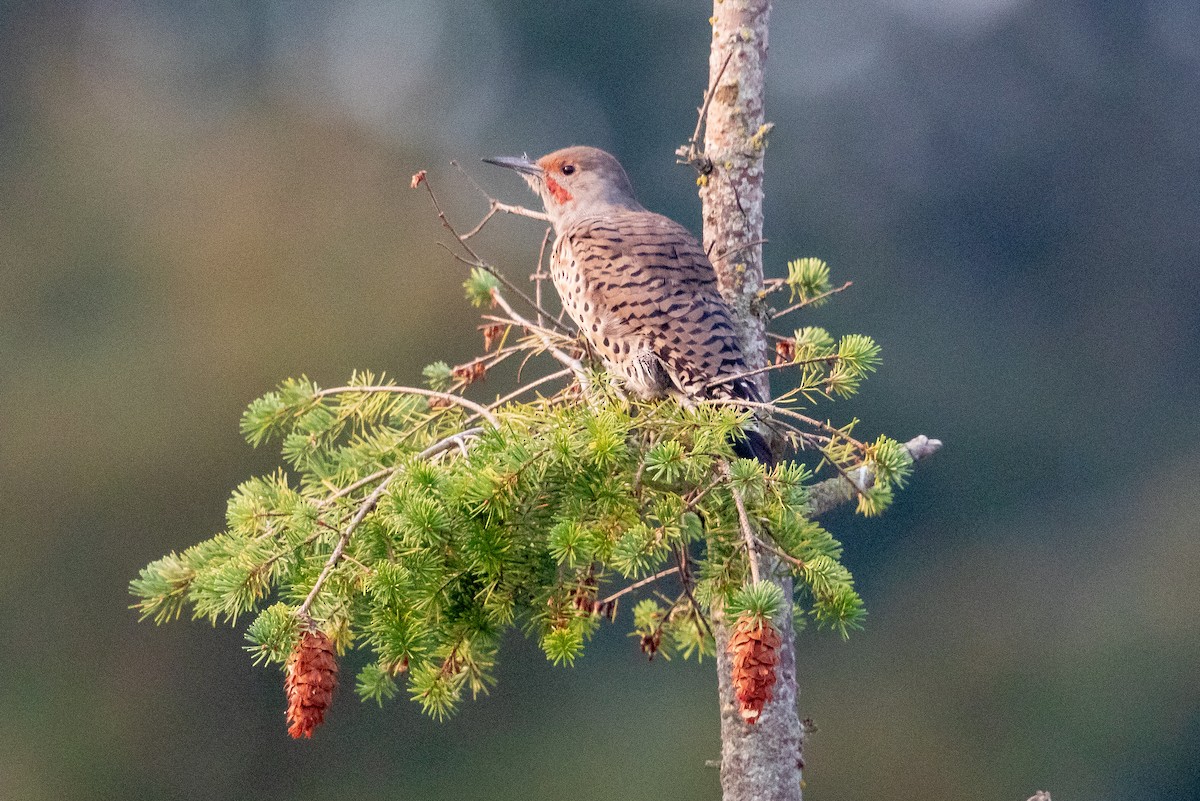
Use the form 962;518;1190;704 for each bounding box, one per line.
551;210;759;404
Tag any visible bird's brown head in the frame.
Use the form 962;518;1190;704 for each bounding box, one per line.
484;146;645;229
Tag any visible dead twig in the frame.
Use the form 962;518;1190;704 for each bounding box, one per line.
416;173;565;331
599;566;682;605
677;51;735;173
719;460;762;585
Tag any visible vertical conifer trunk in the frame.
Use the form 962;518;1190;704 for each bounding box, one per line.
699;2;805;800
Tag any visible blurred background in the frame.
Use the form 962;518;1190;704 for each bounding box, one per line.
3;1;1198;799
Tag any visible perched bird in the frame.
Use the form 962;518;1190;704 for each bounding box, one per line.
485;146;772;464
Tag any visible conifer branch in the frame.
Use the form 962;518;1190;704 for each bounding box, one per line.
319;427;487;505
295;428;483;623
133;0;943;763
314;385;501;428
807;434;942;518
297;474;397;625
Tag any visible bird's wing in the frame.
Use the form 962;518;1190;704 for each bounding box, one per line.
567;212;754;400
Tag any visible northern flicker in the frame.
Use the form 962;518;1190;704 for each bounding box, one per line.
485;146;773;463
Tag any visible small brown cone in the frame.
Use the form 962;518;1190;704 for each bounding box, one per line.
285;630;339;739
775;338;796;365
727;615;781;724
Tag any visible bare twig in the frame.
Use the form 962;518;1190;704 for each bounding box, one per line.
534;225;553;328
479;314;576;348
752;534;805;571
461;200;551;240
490;199;550;223
677;50;735;171
321;466;394;505
711;238;768;265
700;397;868;450
599;566;682;605
674;544;714;639
719;461;761;584
484;367;573;411
770;281;854;320
452;159;551;225
489;289;591;389
417;174;566;330
702;354;843;391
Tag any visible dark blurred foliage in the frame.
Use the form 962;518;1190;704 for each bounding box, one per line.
2;2;1198;799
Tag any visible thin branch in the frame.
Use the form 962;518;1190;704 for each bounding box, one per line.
321;465;393;505
752;534;805;571
683;475;725;511
452;159;551;224
461;205;499;240
490;199;550;222
702;355;843;391
719;461;761;585
693;51;733;151
770;281;853;320
534;225;553;329
646;591;687;657
485;367;573;411
461;200;551;240
489;289;591;389
700;397;867;449
417;175;566;330
677;50;735;171
674;544;714;639
316;385;500;428
711;238;768;265
599;567;681;605
478;314;576;348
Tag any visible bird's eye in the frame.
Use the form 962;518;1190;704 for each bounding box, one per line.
562;164;576;175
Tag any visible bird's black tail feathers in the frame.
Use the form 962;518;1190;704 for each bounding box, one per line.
730;428;775;466
724;376;775;465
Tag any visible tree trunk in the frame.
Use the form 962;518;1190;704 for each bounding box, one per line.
699;2;805;800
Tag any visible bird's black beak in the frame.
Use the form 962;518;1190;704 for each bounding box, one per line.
482;155;542;177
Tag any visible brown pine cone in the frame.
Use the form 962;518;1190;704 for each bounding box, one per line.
727;615;781;724
285;629;339;739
